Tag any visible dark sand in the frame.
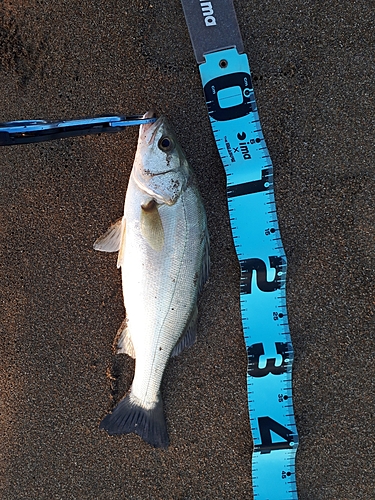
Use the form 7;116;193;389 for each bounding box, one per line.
1;1;374;498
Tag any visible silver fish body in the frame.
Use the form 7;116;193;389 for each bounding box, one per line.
94;113;209;447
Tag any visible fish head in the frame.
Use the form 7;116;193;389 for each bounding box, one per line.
132;111;191;206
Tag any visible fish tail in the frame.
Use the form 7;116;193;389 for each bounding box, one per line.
99;393;169;448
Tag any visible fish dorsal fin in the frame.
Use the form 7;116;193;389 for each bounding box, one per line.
116;317;135;358
140;200;164;251
171;226;209;358
93;218;122;252
171;305;198;357
116;217;127;268
198;226;210;295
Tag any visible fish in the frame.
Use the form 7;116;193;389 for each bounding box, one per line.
94;111;209;448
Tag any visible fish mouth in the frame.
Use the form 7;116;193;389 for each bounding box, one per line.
140;110;162;137
143;110;157;120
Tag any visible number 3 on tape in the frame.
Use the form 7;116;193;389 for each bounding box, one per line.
199;48;299;499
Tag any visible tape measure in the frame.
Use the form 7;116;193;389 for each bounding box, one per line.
180;1;299;498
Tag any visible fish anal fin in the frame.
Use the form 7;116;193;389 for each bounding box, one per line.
171;305;198;357
93;218;122;252
99;392;169;448
140;200;164;251
115;317;135;358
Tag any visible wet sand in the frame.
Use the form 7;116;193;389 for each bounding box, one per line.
1;1;374;498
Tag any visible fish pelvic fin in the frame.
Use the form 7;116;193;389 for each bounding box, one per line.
100;393;169;448
140;199;164;251
93;218;123;252
115;317;135;358
116;217;127;268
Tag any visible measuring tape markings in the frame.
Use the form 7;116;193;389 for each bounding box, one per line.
199;47;298;499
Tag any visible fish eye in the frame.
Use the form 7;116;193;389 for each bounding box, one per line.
158;136;174;152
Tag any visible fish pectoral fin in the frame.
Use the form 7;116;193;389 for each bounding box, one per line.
115;317;135;358
93;218;123;252
171;305;198;357
140;200;164;252
116;217;127;268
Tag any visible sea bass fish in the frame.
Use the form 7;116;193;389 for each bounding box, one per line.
94;112;209;448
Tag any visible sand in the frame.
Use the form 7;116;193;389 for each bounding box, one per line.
0;1;374;498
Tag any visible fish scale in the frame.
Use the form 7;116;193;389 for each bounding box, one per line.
123;175;203;404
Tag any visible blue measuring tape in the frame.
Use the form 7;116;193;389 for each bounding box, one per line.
181;2;299;498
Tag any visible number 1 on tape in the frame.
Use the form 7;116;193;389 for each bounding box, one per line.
180;1;298;496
